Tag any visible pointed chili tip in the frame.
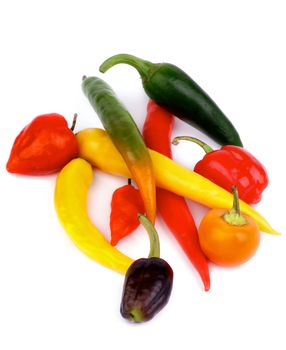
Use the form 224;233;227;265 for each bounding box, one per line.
110;237;118;246
200;268;211;292
6;160;14;173
268;228;281;236
204;280;211;292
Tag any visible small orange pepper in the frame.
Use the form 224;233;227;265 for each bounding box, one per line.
198;186;260;267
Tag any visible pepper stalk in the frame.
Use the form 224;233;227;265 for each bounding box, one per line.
223;186;248;226
138;214;160;258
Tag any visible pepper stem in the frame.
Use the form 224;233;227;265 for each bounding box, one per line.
138;214;160;258
99;54;154;81
70;113;78;132
223;186;248;226
172;136;213;153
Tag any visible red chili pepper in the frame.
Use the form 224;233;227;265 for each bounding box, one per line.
143;100;210;291
6;113;78;175
110;179;145;246
172;136;268;204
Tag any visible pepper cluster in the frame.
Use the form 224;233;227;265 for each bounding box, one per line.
6;53;280;323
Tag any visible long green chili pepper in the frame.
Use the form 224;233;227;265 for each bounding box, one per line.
99;54;243;147
82;76;156;223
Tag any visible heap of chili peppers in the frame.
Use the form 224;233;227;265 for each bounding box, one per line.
76;127;278;235
5;54;281;324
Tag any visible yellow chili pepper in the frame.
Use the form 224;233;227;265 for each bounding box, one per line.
54;157;134;274
76;128;280;236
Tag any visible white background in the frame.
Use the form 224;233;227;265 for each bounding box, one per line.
1;1;285;349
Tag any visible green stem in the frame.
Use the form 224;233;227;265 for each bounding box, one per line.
99;54;153;80
232;186;241;215
138;214;160;258
223;186;248;226
172;136;213;153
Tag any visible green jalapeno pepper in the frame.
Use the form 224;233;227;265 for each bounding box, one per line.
82;76;156;223
99;54;243;147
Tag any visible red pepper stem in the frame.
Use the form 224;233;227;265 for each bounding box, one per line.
172;136;213;153
99;54;153;81
138;214;160;258
70;113;78;132
223;186;248;226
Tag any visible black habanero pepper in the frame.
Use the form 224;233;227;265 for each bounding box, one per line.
120;214;173;323
99;53;243;147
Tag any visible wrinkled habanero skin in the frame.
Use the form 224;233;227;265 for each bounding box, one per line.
120;257;173;323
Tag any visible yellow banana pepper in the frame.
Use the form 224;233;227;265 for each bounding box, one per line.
76;128;280;236
54;158;134;274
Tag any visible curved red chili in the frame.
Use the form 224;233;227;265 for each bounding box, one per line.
143;100;210;291
172;136;268;204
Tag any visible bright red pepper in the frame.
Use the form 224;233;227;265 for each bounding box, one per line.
143;100;210;291
172;136;268;204
6;113;79;175
110;179;145;246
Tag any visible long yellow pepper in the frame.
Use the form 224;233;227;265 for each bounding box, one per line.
54;158;134;274
76;128;280;236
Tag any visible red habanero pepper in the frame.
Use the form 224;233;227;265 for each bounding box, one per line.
143;100;210;291
172;136;268;205
110;179;145;246
6;113;79;175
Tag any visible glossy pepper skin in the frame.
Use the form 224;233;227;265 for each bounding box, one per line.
82;76;156;223
120;214;173;323
143;100;210;291
121;257;173;322
54;158;134;274
76;128;280;235
99;53;243;147
110;179;144;246
199;186;260;266
6;113;78;175
173;136;268;204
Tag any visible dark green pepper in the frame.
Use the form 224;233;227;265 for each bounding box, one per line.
99;54;243;147
120;214;173;323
